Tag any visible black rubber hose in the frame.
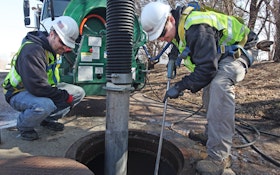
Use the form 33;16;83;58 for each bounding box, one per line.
106;0;135;82
235;124;280;167
142;75;280;167
233;118;261;149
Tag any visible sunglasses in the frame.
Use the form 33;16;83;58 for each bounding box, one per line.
58;36;67;47
159;27;167;38
53;30;67;47
159;19;168;38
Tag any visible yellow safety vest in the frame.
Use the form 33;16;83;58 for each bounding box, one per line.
173;7;250;72
2;41;60;94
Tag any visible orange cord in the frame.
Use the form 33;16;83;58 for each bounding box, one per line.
79;14;106;35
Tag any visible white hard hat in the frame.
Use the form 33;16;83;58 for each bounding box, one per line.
140;2;171;41
52;16;79;48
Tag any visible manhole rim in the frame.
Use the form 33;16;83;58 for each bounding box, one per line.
65;129;192;174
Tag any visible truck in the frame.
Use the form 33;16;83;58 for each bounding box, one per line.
23;0;147;96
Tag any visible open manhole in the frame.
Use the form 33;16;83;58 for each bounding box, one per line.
65;130;186;175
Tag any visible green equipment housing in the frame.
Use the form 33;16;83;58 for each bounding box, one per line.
24;0;147;96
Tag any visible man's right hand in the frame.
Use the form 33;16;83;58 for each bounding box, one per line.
66;94;73;104
163;85;183;102
66;94;74;108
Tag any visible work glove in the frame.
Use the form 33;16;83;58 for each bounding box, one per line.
163;85;183;102
66;94;74;109
66;94;73;104
54;94;74;110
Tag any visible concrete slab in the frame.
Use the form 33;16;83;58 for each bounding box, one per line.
0;93;206;159
0;71;207;174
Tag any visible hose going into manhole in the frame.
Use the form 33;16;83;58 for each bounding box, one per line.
154;79;170;175
154;59;177;175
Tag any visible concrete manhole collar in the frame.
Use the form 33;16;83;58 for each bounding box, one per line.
65;129;193;175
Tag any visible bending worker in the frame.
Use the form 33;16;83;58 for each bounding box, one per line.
140;1;258;175
2;16;85;141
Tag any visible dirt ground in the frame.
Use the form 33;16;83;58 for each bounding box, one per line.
139;60;280;174
0;60;279;174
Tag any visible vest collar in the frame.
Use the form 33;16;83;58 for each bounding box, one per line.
171;6;184;42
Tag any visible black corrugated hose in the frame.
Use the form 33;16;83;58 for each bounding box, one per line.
106;0;134;82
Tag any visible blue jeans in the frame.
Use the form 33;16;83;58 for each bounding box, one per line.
9;83;85;131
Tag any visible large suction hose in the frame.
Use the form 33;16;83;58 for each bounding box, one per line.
106;1;135;82
105;1;135;175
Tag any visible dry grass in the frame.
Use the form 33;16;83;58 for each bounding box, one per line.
141;61;280;121
140;61;280;173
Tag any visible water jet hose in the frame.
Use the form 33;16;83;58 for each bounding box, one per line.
154;59;175;175
143;42;171;61
143;74;280;168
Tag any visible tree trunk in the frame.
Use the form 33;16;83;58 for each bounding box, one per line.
248;0;258;30
273;0;280;62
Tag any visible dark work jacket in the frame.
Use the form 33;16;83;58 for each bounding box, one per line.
169;6;222;93
5;31;69;107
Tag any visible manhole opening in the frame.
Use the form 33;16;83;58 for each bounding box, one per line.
66;130;185;175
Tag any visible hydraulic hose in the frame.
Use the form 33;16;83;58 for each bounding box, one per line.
154;78;171;175
154;59;177;175
143;42;171;61
79;14;106;35
142;77;280;168
233;118;260;149
236;125;280;167
235;118;280;167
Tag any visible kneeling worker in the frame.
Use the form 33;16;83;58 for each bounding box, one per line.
2;16;85;141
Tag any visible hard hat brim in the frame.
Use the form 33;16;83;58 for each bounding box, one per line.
148;17;167;41
140;2;170;41
53;25;76;49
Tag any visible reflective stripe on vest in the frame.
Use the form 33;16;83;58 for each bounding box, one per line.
45;50;60;86
184;11;250;45
3;41;33;88
2;42;60;92
175;9;250;72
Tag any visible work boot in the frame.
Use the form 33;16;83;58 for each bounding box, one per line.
196;156;232;175
19;129;39;141
188;130;208;146
40;120;64;131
